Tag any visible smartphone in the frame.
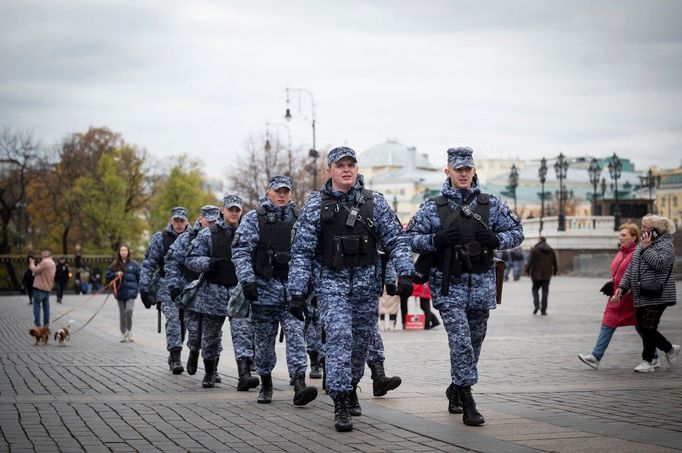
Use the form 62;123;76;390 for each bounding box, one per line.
651;229;660;240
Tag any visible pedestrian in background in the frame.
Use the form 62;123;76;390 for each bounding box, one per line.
578;223;660;369
55;257;70;304
107;243;141;343
526;237;558;315
29;249;56;327
510;246;525;281
413;282;440;329
22;255;35;305
614;215;679;372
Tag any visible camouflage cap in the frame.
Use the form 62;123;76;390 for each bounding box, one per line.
222;194;243;209
200;205;220;222
170;206;189;221
267;175;292;191
447;147;475;169
326;146;357;166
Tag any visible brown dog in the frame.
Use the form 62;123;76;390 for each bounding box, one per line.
54;320;73;346
29;326;50;345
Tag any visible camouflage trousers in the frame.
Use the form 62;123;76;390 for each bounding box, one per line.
318;293;379;399
161;297;185;351
251;304;307;378
229;316;255;362
304;298;324;358
185;310;225;360
439;304;490;387
366;323;385;364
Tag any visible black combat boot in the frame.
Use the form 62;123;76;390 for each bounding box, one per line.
459;386;485;426
186;349;199;375
349;382;362;416
214;356;221;383
308;351;322;379
292;373;318;406
168;348;184;375
368;360;402;397
334;392;353;432
237;358;259;391
201;358;216;389
446;384;463;414
258;374;273;404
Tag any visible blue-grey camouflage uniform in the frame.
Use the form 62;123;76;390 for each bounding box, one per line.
232;196;306;378
185;219;235;360
288;171;414;399
140;214;188;351
304;294;323;359
407;148;523;388
165;219;203;351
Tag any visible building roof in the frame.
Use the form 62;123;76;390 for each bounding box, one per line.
359;140;437;170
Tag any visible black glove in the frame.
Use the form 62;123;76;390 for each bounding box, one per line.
433;227;460;249
385;284;397;296
208;257;226;269
289;295;307;321
397;275;413;298
476;229;500;249
140;291;153;309
170;287;182;301
242;282;258;302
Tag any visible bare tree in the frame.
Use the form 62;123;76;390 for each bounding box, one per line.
0;127;40;253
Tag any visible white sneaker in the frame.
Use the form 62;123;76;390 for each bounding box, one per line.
126;331;134;343
634;360;655;373
652;358;661;368
120;333;127;343
665;344;680;366
578;353;600;369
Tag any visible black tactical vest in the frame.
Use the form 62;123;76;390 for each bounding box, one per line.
181;229;201;281
203;225;238;287
253;207;298;279
317;189;378;270
159;230;177;278
435;193;494;275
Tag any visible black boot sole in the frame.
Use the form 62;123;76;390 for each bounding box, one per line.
335;420;353;432
309;370;322;379
237;377;260;391
214;375;221;383
293;387;318;406
172;366;184;375
463;416;485;426
257;392;272;404
373;377;402;397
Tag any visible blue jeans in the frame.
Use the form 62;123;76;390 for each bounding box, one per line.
591;324;658;361
33;289;50;326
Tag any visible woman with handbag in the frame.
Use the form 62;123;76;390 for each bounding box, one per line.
614;215;679;373
577;224;660;368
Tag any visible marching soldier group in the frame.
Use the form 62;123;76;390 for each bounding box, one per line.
139;145;524;432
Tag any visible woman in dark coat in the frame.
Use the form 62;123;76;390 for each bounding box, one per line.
106;243;141;343
615;215;678;373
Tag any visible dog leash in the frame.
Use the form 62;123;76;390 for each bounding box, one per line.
51;274;122;324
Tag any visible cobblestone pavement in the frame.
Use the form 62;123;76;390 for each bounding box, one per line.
1;276;681;452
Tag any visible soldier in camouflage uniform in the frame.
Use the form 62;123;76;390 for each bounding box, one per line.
288;147;414;432
185;195;244;389
232;176;317;406
164;206;215;377
139;207;189;374
407;147;524;426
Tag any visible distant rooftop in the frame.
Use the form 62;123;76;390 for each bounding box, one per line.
359;140;437;170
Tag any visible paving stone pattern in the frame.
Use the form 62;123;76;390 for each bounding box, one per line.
1;276;681;452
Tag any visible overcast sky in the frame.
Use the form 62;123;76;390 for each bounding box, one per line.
2;0;681;180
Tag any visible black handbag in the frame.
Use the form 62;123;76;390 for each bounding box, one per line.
599;280;613;296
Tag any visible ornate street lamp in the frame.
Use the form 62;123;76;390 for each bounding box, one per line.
639;168;661;203
285;87;318;191
553;153;569;231
508;164;519;214
538;158;547;233
588;158;601;228
607;153;622;231
600;177;607;199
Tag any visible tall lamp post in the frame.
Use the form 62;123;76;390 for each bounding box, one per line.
285;87;318;191
554;153;569;231
639;168;661;212
508;164;519;214
538;158;547;234
607;153;622;231
588;158;601;229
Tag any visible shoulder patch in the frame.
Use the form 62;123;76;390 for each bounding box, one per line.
509;211;521;224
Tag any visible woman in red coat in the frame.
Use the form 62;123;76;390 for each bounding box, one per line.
578;223;658;369
413;282;441;330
